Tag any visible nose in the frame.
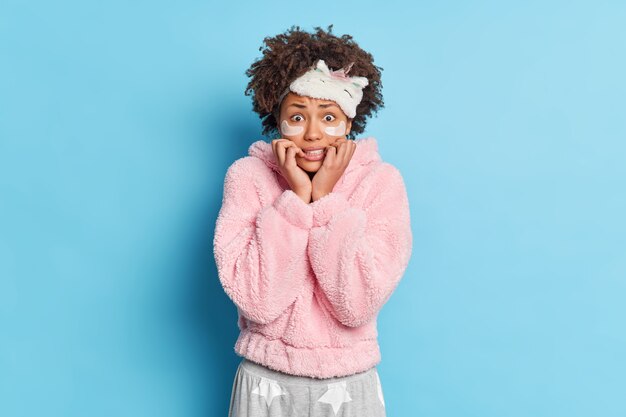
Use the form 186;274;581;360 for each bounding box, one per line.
303;119;322;142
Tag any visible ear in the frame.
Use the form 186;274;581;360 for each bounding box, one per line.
346;118;353;135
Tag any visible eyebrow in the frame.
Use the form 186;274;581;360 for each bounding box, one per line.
289;103;339;109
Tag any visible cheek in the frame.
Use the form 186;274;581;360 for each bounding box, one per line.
281;120;304;136
324;120;346;136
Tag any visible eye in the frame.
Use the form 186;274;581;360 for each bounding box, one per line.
324;114;336;122
291;114;304;122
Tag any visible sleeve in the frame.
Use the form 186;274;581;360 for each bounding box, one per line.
307;164;413;327
213;159;314;325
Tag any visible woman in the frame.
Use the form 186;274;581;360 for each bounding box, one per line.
213;24;413;417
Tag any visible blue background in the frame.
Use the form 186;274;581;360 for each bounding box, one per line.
1;1;625;416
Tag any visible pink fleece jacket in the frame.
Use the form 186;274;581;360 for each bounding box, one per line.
213;136;412;379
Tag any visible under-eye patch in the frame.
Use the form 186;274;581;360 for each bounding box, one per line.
281;120;304;136
324;120;346;136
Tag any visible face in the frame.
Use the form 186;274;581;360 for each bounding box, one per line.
277;92;353;173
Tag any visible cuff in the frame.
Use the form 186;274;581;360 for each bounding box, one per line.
273;189;313;229
310;191;352;227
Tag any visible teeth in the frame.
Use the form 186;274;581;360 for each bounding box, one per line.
305;149;324;155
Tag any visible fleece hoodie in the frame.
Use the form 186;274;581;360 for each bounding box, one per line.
213;136;412;379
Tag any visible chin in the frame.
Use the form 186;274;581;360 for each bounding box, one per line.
301;166;320;174
299;163;322;172
298;160;321;173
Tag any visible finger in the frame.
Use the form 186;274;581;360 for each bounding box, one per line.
285;145;297;165
323;144;337;166
276;140;288;166
272;139;279;160
331;138;347;149
336;139;349;160
272;138;287;156
280;140;301;167
287;141;305;158
337;140;354;165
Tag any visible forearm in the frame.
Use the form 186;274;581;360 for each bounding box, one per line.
215;188;314;324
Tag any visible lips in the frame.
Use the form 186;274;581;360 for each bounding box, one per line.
301;147;325;161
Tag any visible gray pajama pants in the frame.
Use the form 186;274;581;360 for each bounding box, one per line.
228;358;386;417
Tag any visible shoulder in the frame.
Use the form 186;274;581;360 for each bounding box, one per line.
359;160;407;190
353;161;410;212
224;155;274;183
220;156;277;208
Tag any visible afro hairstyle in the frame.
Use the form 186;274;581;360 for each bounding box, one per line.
244;24;384;140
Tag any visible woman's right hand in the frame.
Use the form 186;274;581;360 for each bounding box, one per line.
271;139;312;202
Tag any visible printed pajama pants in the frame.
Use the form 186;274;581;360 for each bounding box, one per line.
228;358;387;417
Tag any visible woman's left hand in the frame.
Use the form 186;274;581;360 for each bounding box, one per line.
311;138;356;202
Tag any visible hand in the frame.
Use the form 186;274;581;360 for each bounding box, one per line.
311;138;356;201
271;139;312;203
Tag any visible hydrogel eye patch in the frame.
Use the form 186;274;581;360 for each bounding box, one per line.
324;120;346;136
281;119;347;137
280;120;304;136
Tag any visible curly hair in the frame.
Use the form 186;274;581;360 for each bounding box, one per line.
244;24;384;140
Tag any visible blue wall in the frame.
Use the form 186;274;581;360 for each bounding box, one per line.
1;1;625;416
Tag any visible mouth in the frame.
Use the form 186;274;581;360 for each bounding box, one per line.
301;148;325;161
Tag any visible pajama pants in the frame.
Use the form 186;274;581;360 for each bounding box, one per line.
228;358;386;417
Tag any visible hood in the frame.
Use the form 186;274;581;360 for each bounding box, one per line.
247;137;382;174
